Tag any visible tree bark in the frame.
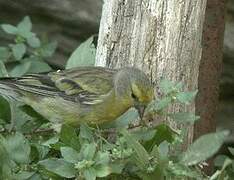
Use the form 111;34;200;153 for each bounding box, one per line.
194;0;225;139
96;0;207;146
194;0;225;174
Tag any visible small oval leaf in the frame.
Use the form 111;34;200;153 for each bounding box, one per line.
1;24;18;34
11;43;26;60
181;130;229;166
66;36;96;69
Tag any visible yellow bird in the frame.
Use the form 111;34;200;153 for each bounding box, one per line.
0;66;154;127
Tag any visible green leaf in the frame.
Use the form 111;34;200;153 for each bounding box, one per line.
50;142;67;151
210;158;232;180
27;173;42;180
79;124;94;141
1;24;18;34
137;170;164;180
169;112;199;124
132;128;157;141
0;136;12;171
82;143;96;160
150;143;159;159
0;96;11;122
176;90;198;104
5;132;31;164
147;97;172;112
95;165;111;177
214;155;230;167
0;61;8;77
95;152;110;165
0;164;13;180
61;147;79;163
175;82;183;90
228;147;234;155
40;41;57;57
168;163;202;179
181;130;229;166
39;158;76;178
31;144;50;160
0;47;10;61
121;129;150;170
27;36;41;48
144;124;175;152
42;136;59;147
103;108;138;128
83;168;96;180
17;16;33;39
60;124;77;143
109;163;124;174
10;61;31;77
14;171;35;180
60;124;80;151
17;16;32;35
158;141;169;159
159;79;175;94
11;43;26;60
28;60;52;73
66;36;96;69
7;104;36;132
19;105;48;123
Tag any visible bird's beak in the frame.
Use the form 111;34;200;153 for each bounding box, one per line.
136;105;146;120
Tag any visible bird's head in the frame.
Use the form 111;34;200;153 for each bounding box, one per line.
114;67;154;119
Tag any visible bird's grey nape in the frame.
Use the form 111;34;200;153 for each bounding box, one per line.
113;69;132;98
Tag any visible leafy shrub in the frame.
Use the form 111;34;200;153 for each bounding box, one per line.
0;16;57;77
211;147;234;179
0;17;230;180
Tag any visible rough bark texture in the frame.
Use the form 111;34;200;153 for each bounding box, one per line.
194;0;225;140
96;0;207;145
217;0;234;142
194;0;225;174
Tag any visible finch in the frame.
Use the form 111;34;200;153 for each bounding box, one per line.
0;66;154;127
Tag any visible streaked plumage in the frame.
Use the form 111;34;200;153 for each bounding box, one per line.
0;66;154;127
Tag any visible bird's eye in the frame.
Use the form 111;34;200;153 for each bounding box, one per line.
131;93;137;100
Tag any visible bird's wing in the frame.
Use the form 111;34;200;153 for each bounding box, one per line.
1;66;117;105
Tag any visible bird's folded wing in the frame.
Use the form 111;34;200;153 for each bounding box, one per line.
5;66;117;105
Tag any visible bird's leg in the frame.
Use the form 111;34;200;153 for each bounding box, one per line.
139;117;148;127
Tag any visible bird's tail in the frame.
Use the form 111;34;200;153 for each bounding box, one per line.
0;75;59;101
0;78;22;101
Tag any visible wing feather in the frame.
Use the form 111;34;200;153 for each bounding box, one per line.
1;66;116;105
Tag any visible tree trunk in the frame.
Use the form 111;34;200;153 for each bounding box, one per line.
194;0;225;140
194;0;225;174
96;0;207;146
